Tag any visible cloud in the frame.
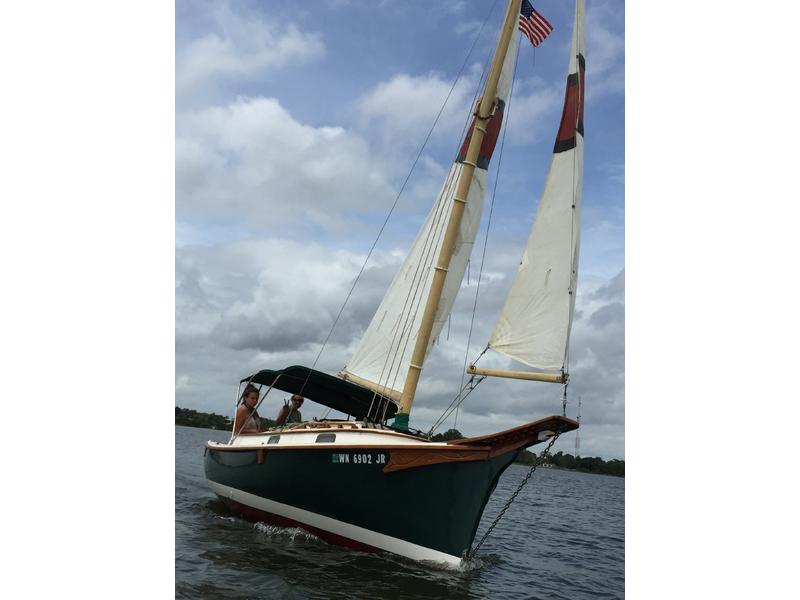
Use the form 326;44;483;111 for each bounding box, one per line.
503;77;563;145
586;3;625;98
356;68;481;151
175;237;401;415
176;96;397;234
454;21;483;37
355;66;562;150
446;1;468;15
177;2;324;93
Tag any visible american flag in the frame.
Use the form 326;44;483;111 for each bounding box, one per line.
518;0;553;48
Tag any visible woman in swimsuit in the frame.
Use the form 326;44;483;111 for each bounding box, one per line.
234;383;262;434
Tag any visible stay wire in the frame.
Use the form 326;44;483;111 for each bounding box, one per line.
428;344;489;436
296;0;499;402
468;430;561;559
451;37;523;432
427;374;486;437
563;21;585;411
365;1;503;416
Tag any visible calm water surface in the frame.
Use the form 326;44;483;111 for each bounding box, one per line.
176;425;623;599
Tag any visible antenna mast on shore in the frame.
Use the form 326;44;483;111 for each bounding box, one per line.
575;396;582;458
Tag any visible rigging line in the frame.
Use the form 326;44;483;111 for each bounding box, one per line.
383;191;452;396
344;2;501;407
427;375;486;436
371;167;455;407
297;9;497;402
456;37;522;401
375;0;503;401
565;43;583;376
374;178;459;415
380;83;479;398
468;431;561;559
376;111;474;417
429;379;473;435
428;46;510;428
378;17;499;397
429;348;488;435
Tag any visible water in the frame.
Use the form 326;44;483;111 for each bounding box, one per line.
176;425;624;599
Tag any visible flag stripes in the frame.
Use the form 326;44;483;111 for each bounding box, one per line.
518;0;553;48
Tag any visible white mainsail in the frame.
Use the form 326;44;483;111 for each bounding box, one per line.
342;30;521;399
489;0;585;372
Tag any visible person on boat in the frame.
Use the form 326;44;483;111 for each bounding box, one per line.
234;383;262;434
276;394;304;425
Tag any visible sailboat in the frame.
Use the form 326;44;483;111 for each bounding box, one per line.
205;0;585;565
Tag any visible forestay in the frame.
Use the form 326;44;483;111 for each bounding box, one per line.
341;29;521;398
489;0;585;372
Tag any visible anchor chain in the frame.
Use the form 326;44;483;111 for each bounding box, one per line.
467;431;561;559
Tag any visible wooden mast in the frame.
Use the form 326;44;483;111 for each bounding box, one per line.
395;0;522;428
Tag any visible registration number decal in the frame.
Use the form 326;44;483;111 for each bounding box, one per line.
331;453;387;465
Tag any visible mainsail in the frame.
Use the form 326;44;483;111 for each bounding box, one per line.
341;28;521;399
489;0;585;372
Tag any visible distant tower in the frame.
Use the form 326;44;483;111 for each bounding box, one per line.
575;396;582;458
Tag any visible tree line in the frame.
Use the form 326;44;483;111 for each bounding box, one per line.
175;406;232;430
176;406;278;430
431;429;624;477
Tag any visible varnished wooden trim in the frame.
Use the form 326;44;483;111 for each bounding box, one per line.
449;415;578;447
383;448;488;473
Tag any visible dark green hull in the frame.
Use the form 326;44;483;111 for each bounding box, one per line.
204;445;520;561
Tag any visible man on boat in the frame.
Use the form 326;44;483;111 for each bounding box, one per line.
276;394;304;425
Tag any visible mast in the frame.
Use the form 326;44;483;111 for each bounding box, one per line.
395;0;522;428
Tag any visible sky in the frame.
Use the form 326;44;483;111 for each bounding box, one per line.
175;0;625;460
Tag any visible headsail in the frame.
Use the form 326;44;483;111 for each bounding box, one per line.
341;29;521;399
488;0;585;373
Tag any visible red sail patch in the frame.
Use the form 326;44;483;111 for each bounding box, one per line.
457;100;505;170
554;54;585;153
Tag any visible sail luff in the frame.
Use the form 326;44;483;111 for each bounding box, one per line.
340;163;480;399
343;0;522;423
488;0;585;373
396;0;522;421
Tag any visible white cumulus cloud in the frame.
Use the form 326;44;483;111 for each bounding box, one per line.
177;2;325;93
176;96;396;234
